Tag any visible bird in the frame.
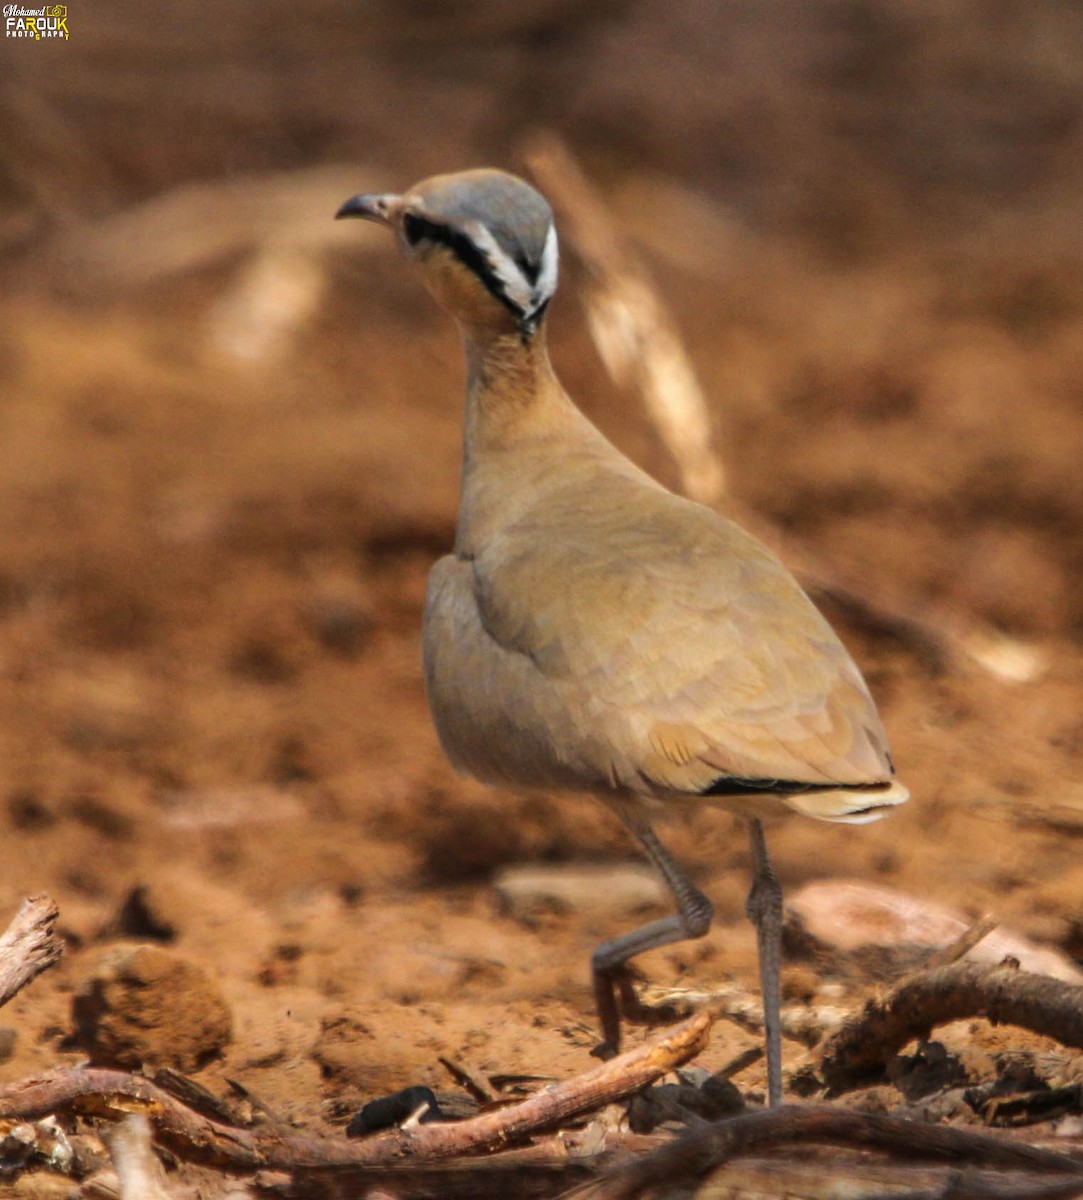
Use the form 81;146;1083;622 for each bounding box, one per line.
336;168;908;1106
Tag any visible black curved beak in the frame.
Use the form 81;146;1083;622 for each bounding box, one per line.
335;193;398;224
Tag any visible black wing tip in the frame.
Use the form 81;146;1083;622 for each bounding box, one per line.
702;775;894;798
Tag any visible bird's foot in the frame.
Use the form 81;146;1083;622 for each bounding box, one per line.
590;964;685;1059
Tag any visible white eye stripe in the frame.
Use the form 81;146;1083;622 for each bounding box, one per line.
462;219;559;319
464;220;533;311
534;224;559;312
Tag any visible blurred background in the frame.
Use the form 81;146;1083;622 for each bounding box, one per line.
3;0;1083;1127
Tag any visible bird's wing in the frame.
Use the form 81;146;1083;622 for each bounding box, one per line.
466;473;894;797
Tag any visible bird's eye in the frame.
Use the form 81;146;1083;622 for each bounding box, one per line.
402;213;426;247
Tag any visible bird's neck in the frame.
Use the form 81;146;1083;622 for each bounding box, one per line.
461;321;569;442
455;320;603;554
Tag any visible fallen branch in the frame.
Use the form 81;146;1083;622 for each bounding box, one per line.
819;960;1083;1092
573;1104;1083;1200
0;1006;716;1171
0;895;63;1009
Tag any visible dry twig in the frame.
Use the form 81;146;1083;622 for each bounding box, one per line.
820;960;1083;1092
923;913;999;970
0;895;63;1009
439;1056;499;1105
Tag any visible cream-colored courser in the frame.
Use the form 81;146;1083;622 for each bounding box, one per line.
337;168;907;1106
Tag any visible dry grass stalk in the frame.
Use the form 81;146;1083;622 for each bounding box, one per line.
523;132;726;506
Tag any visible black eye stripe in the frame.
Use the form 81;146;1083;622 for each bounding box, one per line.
401;212;430;247
402;212;526;318
514;251;538;284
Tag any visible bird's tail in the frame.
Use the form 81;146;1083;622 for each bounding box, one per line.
782;778;909;824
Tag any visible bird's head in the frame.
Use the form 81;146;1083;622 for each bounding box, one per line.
336;168;558;339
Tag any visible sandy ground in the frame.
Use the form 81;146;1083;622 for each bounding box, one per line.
2;1;1083;1193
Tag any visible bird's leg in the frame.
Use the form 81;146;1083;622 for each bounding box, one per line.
590;821;714;1059
746;816;783;1106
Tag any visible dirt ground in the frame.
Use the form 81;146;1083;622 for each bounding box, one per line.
3;1;1083;1193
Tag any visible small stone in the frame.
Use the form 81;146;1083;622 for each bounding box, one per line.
493;863;664;925
787;880;1083;983
72;943;232;1070
157;785;304;829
